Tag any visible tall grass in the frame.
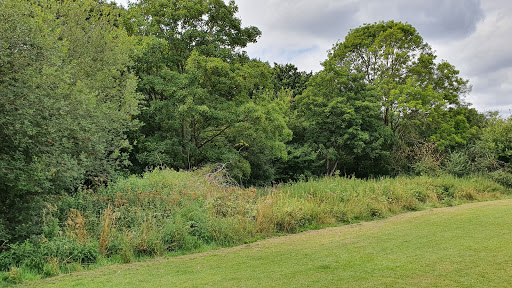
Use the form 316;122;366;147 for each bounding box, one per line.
0;169;509;283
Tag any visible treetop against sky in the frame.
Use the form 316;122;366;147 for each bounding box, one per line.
115;0;512;115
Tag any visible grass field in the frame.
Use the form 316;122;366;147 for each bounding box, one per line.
21;199;512;288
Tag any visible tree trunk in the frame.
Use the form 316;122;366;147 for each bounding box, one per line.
328;160;338;177
326;157;330;176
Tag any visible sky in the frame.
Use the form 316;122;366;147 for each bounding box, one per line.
114;0;512;116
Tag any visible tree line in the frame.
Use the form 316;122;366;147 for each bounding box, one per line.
1;0;511;243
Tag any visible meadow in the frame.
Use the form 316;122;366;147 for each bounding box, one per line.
1;168;509;285
21;199;512;287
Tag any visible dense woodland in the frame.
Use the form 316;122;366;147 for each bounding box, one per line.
1;0;512;282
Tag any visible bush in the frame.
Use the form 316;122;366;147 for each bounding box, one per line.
412;143;444;176
0;240;44;272
444;151;472;177
161;216;201;252
489;169;512;188
4;267;23;284
40;238;98;266
0;238;98;274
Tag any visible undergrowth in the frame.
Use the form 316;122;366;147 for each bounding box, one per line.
0;168;509;284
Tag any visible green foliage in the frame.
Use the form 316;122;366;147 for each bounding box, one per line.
470;115;512;184
3;267;22;285
0;238;98;274
443;151;472;177
128;0;261;71
274;144;321;182
1;1;509;283
428;107;482;150
294;63;393;177
161;215;202;252
42;239;98;266
327;21;476;174
132;50;291;184
488;169;512;188
0;221;7;245
478;116;512;165
0;241;42;273
271;63;312;97
411;142;444;176
330;21;433;127
127;0;292;184
0;0;140;241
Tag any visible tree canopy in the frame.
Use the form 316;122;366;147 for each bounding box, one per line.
0;0;141;240
329;21;472;142
293;63;393;177
322;21;479;174
126;0;290;184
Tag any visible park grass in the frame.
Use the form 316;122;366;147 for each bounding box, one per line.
22;199;512;288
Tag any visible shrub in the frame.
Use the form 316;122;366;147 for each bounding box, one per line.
444;151;472;177
4;267;23;284
40;238;98;266
412;143;444;176
489;169;512;188
0;240;44;272
161;216;201;252
0;237;98;275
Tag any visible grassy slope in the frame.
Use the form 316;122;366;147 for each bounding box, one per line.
23;199;512;288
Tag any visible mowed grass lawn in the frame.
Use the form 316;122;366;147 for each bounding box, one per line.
24;199;512;288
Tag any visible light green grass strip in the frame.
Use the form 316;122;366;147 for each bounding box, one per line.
24;199;512;288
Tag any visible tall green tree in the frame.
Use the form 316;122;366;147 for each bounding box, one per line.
0;0;140;241
330;22;470;133
476;115;512;168
328;21;477;172
127;0;291;183
127;0;261;72
293;61;393;177
132;50;291;183
270;64;317;182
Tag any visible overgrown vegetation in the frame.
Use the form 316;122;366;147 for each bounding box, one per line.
0;168;509;283
1;0;512;284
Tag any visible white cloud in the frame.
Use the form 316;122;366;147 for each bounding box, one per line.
429;0;512;112
235;0;484;71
